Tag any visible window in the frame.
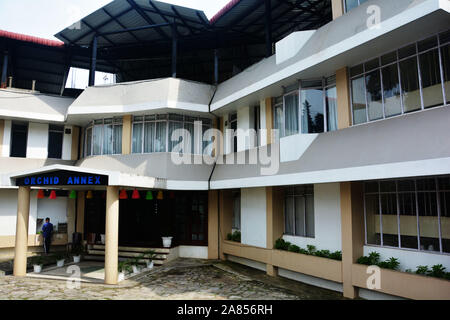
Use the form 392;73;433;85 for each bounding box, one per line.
229;113;237;153
48;125;64;159
364;176;450;254
284;185;315;238
132;114;212;155
350;31;449;125
85;118;122;156
273;76;337;137
344;0;369;12
10;122;28;158
232;190;241;230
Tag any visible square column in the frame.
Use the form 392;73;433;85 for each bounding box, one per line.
105;186;119;285
266;186;284;276
208;190;219;259
13;186;31;277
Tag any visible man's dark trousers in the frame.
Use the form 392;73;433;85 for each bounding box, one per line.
44;237;51;254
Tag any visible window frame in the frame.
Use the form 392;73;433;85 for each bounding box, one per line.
363;176;449;255
10;121;28;158
284;185;315;238
350;30;449;126
84;118;123;157
47;125;64;159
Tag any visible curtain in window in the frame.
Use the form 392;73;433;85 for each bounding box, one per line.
184;122;194;154
92;125;102;155
351;77;367;124
284;93;299;136
144;122;155;153
382;64;402;117
113;125;122;154
419;49;444;108
400;57;421;112
103;124;113;155
132;123;143;153
168;121;183;152
273;104;284;137
441;44;450;104
326;87;338;131
366;70;383;121
305;194;315;238
285;197;294;235
155;122;167;152
85;128;92;156
295;196;306;237
232;194;241;230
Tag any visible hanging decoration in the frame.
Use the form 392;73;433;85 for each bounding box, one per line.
145;191;153;200
69;190;77;199
49;190;57;199
169;191;175;199
132;189;140;199
37;189;45;199
157;191;164;200
119;189;128;200
86;190;94;199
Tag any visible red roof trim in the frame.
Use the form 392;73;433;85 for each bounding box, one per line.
209;0;242;24
0;29;64;47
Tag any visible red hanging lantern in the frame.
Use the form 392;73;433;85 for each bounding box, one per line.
49;190;57;199
132;189;140;199
119;189;128;200
169;191;175;199
37;189;45;199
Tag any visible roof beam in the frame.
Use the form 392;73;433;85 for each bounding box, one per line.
171;5;196;36
102;7;142;42
126;0;169;40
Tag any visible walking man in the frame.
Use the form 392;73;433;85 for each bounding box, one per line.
42;217;53;255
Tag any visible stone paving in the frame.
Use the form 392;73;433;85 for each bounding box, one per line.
0;258;344;300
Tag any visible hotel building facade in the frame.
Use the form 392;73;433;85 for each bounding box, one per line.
0;0;449;300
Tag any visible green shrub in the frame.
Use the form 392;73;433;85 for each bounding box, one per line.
329;251;342;261
227;233;232;241
357;252;381;266
415;265;429;275
287;244;301;253
428;264;446;278
314;250;331;258
274;238;290;250
53;252;66;261
306;245;316;255
231;231;241;242
377;257;400;270
30;255;44;266
118;261;132;273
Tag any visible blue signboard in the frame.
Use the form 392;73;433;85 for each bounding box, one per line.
16;170;108;186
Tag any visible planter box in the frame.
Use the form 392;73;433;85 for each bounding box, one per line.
272;249;343;283
222;240;271;264
352;263;450;300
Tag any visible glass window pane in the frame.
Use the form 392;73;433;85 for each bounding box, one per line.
85;127;92;156
325;86;338;131
417;192;440;252
419;49;444;108
132;123;143;153
113;125;122;154
381;51;397;65
295;196;306;237
399;192;418;249
274;104;284;137
48;131;63;159
285;197;294;235
345;0;359;12
440;44;450;104
184;122;194;154
365;58;379;72
365;194;381;245
155;122;167;152
232;192;241;230
92;125;102;155
382;64;402;117
144;122;155;153
351;77;367;124
365;70;383;120
284;93;299;136
103;124;113;155
301;88;324;133
400;57;421;112
381;193;399;247
418;36;438;52
168;121;183;152
399;44;416;59
439;191;450;253
350;64;364;77
305;194;315;238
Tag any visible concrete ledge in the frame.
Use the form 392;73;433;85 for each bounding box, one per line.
222;240;272;264
352;263;450;300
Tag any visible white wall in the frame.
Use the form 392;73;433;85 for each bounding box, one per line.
36;197;68;232
61;125;73;160
0;189;37;236
363;246;450;272
241;187;267;248
178;245;208;259
1;119;11;157
27;122;48;159
283;183;342;252
259;99;268;146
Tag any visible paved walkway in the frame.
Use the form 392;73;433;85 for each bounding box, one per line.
0;258;344;300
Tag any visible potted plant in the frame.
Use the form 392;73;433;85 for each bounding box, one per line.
54;252;66;267
118;261;131;282
129;257;141;274
31;256;44;273
141;250;156;269
72;244;84;263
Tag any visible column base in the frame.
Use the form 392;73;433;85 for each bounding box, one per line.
266;264;278;277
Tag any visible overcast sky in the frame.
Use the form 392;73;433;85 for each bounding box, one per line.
0;0;230;40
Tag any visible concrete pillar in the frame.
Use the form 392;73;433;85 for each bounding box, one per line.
331;0;345;20
208;190;219;259
340;182;365;299
219;190;233;260
105;186;119;284
336;67;352;129
71;126;80;160
122;115;132;155
266;186;284;277
13;186;30;277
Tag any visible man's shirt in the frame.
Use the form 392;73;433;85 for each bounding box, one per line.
42;222;53;239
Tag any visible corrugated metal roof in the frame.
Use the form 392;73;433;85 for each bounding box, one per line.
0;29;64;47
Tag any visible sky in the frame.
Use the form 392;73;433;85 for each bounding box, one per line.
0;0;230;40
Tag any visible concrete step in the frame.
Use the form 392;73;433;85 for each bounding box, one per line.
90;245;170;254
84;255;164;265
87;249;167;260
